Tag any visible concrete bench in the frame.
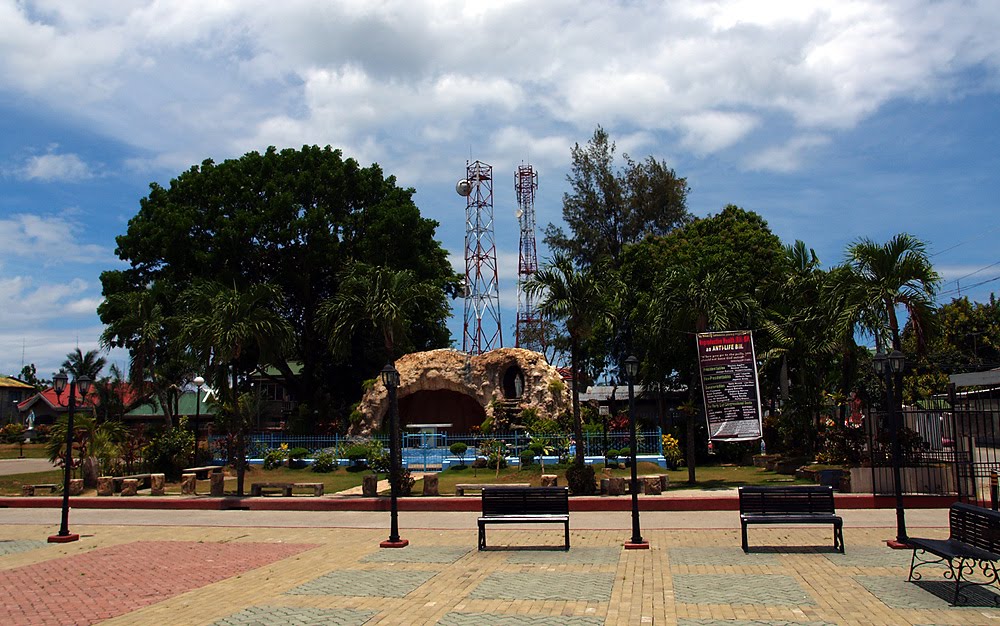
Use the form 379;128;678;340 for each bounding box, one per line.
456;483;530;496
182;465;224;480
250;482;325;497
113;474;152;493
21;483;59;496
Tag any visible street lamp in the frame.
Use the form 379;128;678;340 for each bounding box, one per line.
49;369;91;543
379;362;408;548
193;375;205;451
873;349;908;548
623;355;648;549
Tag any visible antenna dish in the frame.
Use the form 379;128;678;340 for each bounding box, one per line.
515;208;523;218
455;179;472;197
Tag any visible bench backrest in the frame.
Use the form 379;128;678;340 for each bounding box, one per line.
481;486;569;516
950;502;1000;554
738;486;836;515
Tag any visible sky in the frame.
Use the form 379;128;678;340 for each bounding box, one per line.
1;0;999;380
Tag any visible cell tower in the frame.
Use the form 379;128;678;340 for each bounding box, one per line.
515;164;543;352
457;160;502;354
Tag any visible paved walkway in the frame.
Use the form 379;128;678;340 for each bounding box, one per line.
0;506;991;625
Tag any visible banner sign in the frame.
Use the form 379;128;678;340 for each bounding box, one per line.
696;331;763;441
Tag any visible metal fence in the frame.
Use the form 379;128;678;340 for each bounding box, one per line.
212;429;665;470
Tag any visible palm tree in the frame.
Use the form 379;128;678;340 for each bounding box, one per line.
843;233;940;354
646;262;755;484
318;263;438;362
62;348;107;380
181;281;294;496
523;253;603;491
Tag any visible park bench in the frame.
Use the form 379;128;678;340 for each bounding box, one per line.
250;482;325;497
908;502;1000;605
182;465;224;480
456;482;530;496
478;486;570;550
113;474;152;493
739;485;844;553
21;483;59;496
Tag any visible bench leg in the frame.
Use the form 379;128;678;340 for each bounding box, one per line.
834;522;844;553
564;521;570;551
478;522;486;551
741;522;749;553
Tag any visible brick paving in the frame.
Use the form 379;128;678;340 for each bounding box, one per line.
5;513;1000;624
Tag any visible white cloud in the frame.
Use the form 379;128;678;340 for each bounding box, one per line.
744;134;831;173
0;213;113;266
20;152;94;182
678;112;759;155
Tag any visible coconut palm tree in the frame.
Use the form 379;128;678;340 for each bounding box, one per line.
62;348;107;381
523;253;604;493
646;262;755;484
181;281;294;496
842;233;940;354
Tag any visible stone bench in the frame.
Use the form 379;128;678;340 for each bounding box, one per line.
182;465;224;480
456;483;530;496
250;482;325;497
21;483;59;496
113;474;152;493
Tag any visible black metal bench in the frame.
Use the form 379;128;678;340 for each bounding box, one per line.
908;502;1000;605
739;485;844;553
478;486;570;550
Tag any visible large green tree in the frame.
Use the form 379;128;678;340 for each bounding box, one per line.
544;126;691;271
523;253;604;493
100;145;458;430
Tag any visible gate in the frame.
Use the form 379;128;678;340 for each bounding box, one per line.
946;384;1000;507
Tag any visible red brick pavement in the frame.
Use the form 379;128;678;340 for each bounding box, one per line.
0;541;318;625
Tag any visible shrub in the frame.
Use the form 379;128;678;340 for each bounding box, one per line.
398;467;415;496
287;447;308;460
0;423;25;443
32;423;51;443
449;442;468;465
531;418;560;434
606;448;619;459
262;449;286;470
618;446;631;458
144;420;195;480
311;451;337;473
471;457;488;469
519;450;535;467
566;464;596;495
487;454;508;470
547;378;565;395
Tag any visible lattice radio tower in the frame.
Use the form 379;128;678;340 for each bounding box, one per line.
456;160;502;354
515;163;543;351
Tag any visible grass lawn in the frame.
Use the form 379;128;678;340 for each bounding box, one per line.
431;462;811;495
0;469;65;494
0;443;50;459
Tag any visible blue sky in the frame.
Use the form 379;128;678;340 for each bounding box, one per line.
1;0;999;378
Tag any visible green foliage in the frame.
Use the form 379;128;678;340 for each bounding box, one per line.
547;378;565;396
345;444;369;461
311;451;338;473
529;418;560;434
0;423;25;444
287;447;308;460
518;406;539;426
566;464;597;495
262;448;286;470
449;441;468;465
143;419;196;480
519;450;535;467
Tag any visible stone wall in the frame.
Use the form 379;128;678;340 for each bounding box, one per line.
354;347;569;434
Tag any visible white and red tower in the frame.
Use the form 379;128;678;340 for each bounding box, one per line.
457;160;502;354
515;163;543;351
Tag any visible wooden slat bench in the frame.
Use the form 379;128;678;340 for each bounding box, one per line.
182;465;224;480
456;482;530;496
739;485;844;553
908;503;1000;605
250;482;325;497
478;486;570;550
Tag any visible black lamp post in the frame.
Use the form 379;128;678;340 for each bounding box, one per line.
623;356;649;549
874;349;908;548
49;369;91;543
193;375;205;450
379;362;408;548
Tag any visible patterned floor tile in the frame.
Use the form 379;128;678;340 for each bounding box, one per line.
362;546;470;563
212;605;376;625
0;539;48;557
438;612;604;625
855;575;999;609
677;618;836;626
669;547;780;567
469;572;615;601
286;569;437;597
506;547;620;565
673;574;814;606
821;546;911;568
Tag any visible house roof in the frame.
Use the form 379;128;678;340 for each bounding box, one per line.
0;377;34;390
18;387;99;412
126;389;216;417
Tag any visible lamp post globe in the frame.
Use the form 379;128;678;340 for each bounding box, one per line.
623;356;648;549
